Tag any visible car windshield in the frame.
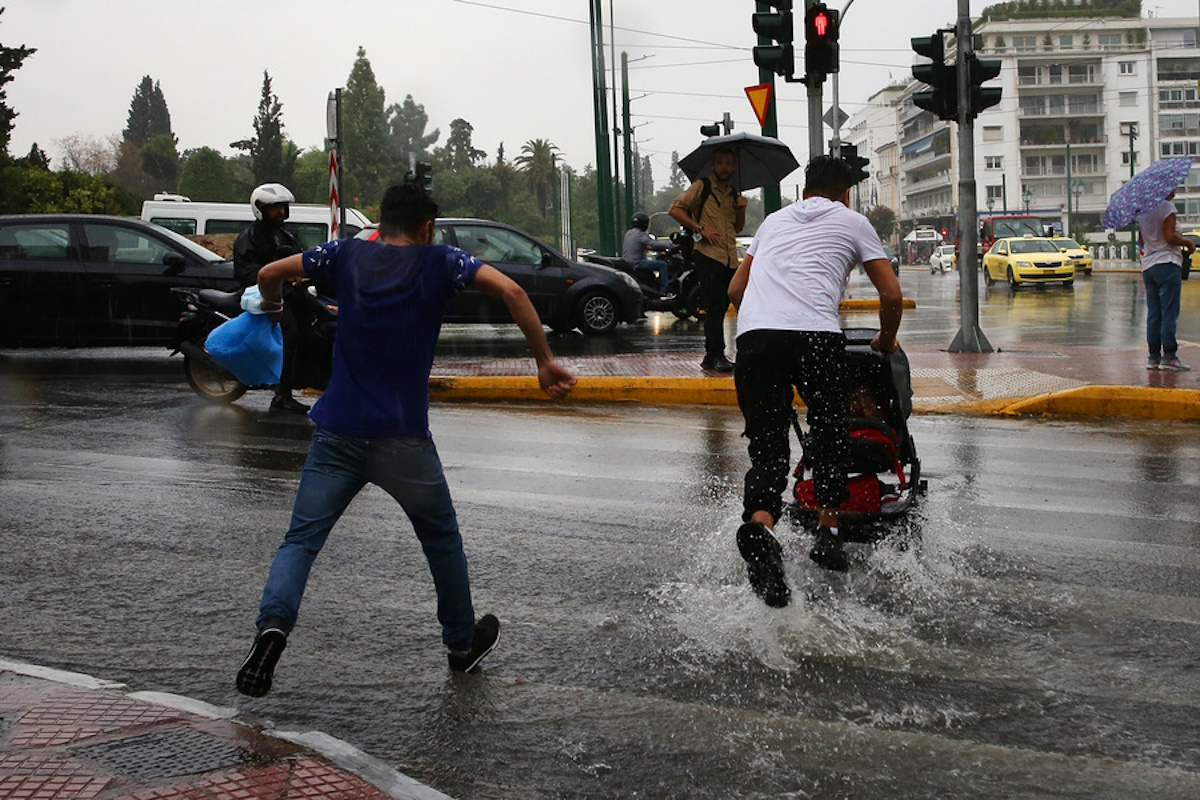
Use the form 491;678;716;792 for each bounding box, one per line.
153;225;229;262
938;246;954;255
1057;239;1082;249
1010;239;1060;254
994;219;1041;238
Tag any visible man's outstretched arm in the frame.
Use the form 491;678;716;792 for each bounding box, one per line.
473;265;577;400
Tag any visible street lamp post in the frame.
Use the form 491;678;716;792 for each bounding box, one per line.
1071;181;1084;237
1022;186;1032;212
986;195;995;214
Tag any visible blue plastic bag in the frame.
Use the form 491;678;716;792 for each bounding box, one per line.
204;312;283;386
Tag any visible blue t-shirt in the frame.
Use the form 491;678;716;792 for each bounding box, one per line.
302;238;482;438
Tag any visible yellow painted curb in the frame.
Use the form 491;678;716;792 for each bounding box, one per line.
998;385;1200;420
839;298;917;310
429;376;739;405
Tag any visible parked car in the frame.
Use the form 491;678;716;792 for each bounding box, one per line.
930;244;957;273
0;214;237;347
358;218;643;334
1050;237;1093;275
982;236;1075;289
1180;229;1200;279
142;196;373;248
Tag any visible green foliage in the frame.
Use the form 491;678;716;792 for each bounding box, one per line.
123;75;173;147
178;146;236;201
866;205;898;239
980;0;1141;21
140;133;179;193
232;71;294;186
0;7;35;156
514;139;560;219
435;118;487;172
292;148;331;204
342;47;392;205
0;161;138;214
387;94;439;170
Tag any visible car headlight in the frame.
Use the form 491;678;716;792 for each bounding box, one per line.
1016;261;1031;268
619;272;639;290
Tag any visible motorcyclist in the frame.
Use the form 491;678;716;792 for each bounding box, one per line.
622;212;674;299
233;184;307;414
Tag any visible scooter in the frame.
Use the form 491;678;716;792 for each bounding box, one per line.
582;230;705;321
169;282;337;403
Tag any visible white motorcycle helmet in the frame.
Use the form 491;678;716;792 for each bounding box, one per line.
250;183;295;220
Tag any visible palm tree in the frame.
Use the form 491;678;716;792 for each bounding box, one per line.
515;139;561;218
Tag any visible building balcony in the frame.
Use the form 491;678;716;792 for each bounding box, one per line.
1019;104;1103;119
1019;135;1107;149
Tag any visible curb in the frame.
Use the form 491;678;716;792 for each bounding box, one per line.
429;377;1200;421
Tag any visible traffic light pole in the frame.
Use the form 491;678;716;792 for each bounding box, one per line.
947;0;992;353
804;0;824;161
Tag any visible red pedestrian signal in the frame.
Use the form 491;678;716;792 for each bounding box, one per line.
813;11;828;37
804;3;839;81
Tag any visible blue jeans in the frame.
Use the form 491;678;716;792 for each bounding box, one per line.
635;258;670;294
1143;262;1183;359
256;427;476;651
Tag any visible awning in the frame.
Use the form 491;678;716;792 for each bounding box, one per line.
901;134;936;158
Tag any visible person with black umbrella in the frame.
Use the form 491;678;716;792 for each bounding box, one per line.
669;146;747;373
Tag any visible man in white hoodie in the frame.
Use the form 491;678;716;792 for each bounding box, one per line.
727;156;903;604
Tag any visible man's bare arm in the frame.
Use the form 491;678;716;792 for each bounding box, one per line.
862;258;903;352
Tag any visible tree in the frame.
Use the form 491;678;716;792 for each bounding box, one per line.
232;71;295;186
342;46;391;204
140;133;179;193
668;150;688;190
0;7;36;157
178;146;234;201
55;133;119;174
291;148;331;204
435;118;486;172
386;94;439;170
866;205;897;240
123;75;173;147
514;139;560;219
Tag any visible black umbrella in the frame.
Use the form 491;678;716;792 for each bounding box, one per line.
678;132;800;192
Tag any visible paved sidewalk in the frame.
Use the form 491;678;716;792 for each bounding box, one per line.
429;339;1200;420
0;659;447;800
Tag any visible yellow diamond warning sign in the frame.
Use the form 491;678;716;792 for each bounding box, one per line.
745;83;772;129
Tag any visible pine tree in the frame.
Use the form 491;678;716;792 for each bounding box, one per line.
232;71;292;185
342;47;391;203
386;94;439;171
123;76;173;146
0;7;36;157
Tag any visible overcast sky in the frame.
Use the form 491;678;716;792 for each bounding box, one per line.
4;0;1200;194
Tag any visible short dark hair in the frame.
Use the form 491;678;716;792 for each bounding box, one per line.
711;145;736;162
379;183;439;238
804;155;854;199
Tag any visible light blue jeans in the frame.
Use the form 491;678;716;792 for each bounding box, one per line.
1143;262;1183;359
256;427;476;650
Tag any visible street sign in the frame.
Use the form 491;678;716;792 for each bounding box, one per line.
745;83;772;129
823;105;849;130
326;91;339;140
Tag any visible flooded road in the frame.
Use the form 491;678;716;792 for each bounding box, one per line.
1;365;1198;798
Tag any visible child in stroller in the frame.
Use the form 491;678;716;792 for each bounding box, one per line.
790;328;924;538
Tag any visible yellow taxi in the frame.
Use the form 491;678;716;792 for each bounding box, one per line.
982;236;1075;289
1051;237;1093;275
1181;230;1200;278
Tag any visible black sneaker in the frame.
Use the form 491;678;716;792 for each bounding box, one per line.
700;353;734;373
270;395;310;414
736;522;790;607
236;628;287;697
448;614;501;673
808;527;848;572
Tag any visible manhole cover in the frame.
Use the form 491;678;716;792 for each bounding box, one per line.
69;728;255;781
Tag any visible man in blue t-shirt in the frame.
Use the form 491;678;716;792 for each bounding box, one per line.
236;183;577;697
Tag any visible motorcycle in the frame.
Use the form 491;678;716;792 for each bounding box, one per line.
581;229;705;321
169;282;337;403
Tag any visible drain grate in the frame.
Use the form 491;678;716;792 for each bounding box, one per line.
69;728;256;781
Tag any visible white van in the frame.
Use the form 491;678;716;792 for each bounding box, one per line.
141;195;373;249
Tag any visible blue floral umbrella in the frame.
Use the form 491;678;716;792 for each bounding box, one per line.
1103;157;1194;229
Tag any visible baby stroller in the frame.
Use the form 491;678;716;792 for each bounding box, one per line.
789;328;925;539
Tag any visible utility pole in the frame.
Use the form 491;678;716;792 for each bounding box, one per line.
622;52;634;220
588;0;616;254
947;0;992;353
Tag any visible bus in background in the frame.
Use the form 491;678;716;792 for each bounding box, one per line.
979;214;1043;255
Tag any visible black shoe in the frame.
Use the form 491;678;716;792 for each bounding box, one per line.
448;614;501;673
736;522;790;607
270;395;310;415
808;527;848;572
236;628;287;697
700;353;734;373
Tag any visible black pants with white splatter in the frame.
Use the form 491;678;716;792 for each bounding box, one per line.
734;329;850;523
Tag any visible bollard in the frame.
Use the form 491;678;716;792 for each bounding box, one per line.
1120;245;1128;260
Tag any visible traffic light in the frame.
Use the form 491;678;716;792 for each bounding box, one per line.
700;122;722;137
752;1;794;78
840;143;869;185
911;30;957;121
405;162;432;189
804;2;840;81
967;53;1002;117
